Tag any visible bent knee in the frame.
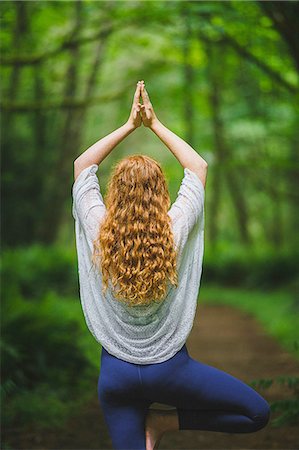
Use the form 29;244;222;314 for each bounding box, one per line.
252;400;271;431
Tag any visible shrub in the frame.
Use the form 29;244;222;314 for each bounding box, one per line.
203;247;299;292
1;243;78;301
1;244;100;435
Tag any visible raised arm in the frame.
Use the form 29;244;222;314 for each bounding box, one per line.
140;82;208;189
74;81;144;181
151;120;208;189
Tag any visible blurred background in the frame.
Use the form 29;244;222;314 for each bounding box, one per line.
1;1;299;449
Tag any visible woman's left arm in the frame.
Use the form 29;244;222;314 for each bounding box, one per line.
74;81;144;181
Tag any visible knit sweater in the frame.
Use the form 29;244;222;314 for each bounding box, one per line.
72;163;205;364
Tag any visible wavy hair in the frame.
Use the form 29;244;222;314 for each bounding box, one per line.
91;154;179;307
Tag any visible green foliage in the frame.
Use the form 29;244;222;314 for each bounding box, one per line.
1;0;299;248
249;376;299;427
203;246;299;291
1;243;78;300
4;384;70;431
3;294;86;386
2;0;299;444
1;291;99;431
1;245;101;433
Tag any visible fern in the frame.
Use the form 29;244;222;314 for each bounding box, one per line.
249;376;299;427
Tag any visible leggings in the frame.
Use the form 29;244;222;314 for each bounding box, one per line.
98;343;271;450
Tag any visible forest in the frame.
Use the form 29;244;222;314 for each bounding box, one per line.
1;1;299;449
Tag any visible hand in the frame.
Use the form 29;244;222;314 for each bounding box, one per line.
127;81;143;129
140;82;159;128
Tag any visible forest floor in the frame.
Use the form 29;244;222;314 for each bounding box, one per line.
9;303;299;450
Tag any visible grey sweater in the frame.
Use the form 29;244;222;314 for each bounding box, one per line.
72;163;205;364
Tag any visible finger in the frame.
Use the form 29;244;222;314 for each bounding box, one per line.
133;82;142;104
143;86;151;103
134;84;140;104
141;84;150;106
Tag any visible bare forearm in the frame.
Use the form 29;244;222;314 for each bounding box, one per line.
74;121;135;177
150;119;208;170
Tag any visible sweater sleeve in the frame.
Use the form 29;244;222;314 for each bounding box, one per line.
168;167;205;236
72;163;106;241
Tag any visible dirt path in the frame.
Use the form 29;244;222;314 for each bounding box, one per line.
9;303;299;449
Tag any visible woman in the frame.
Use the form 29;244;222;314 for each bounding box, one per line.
72;80;270;450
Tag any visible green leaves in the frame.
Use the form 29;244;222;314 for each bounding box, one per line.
250;376;299;427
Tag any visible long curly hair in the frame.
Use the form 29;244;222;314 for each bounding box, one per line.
91;154;179;307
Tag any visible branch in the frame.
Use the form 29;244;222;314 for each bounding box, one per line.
0;9;173;67
222;32;297;93
0;23;113;66
0;83;133;112
0;57;164;113
197;30;298;94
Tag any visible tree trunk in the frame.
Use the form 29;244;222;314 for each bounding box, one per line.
288;116;299;249
39;4;112;243
182;4;195;147
1;1;30;247
205;40;251;245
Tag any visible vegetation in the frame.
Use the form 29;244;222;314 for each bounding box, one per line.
250;376;299;428
1;0;299;445
1;245;101;433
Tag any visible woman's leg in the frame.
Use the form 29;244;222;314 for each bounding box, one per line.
142;347;271;434
99;396;151;450
98;347;151;450
98;344;271;449
177;358;270;433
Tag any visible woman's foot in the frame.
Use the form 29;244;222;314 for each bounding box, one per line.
145;408;179;450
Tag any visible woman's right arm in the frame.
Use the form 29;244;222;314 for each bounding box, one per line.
140;82;208;188
150;120;208;188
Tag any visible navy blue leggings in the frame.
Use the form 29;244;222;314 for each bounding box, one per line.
98;343;270;450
